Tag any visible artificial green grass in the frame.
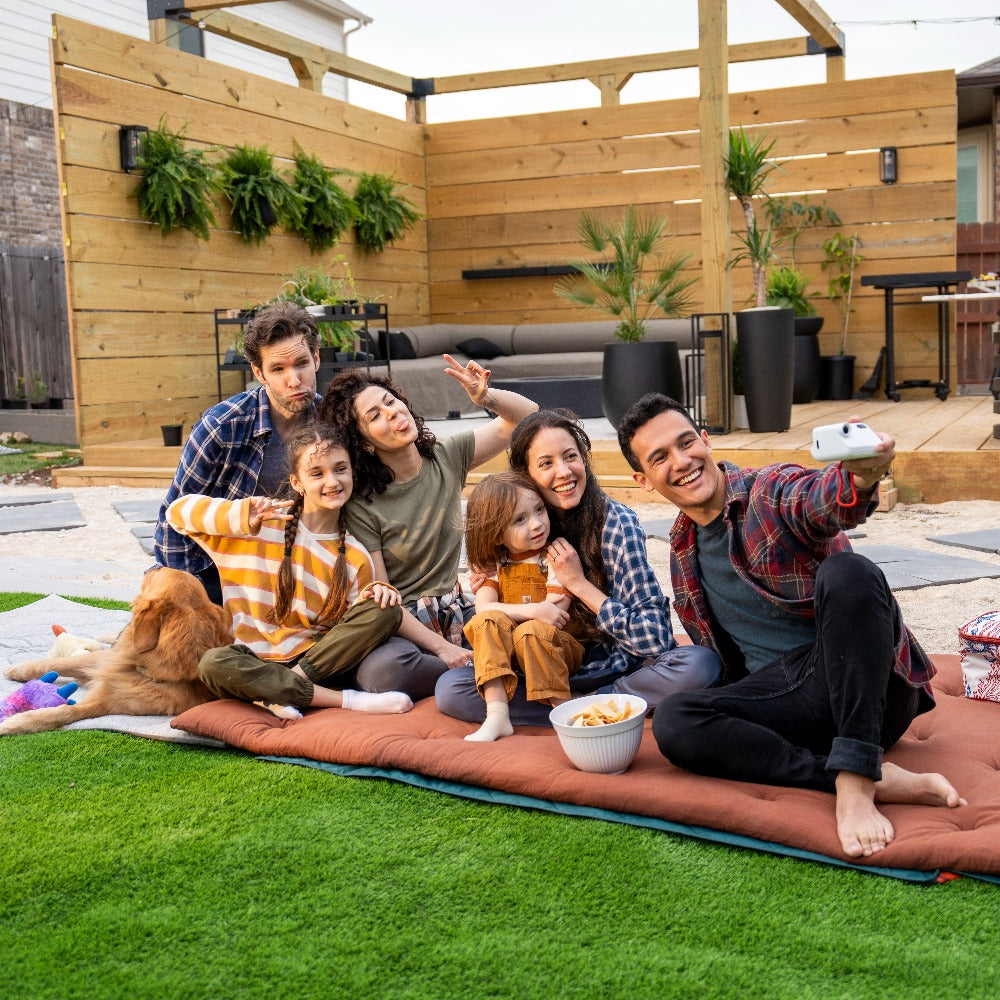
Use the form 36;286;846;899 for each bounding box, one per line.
1;730;997;1000
1;594;997;998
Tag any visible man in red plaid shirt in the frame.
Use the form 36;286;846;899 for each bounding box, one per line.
618;393;965;860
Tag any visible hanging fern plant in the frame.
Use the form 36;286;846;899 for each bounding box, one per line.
288;143;357;255
218;144;302;245
352;172;421;254
134;119;218;240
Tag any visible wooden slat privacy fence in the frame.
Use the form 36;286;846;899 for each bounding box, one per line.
0;245;72;403
51;15;958;449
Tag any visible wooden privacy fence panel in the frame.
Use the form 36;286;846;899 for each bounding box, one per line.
52;14;961;450
0;245;72;402
52;15;427;447
424;71;958;392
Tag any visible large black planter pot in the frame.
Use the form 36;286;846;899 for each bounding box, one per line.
736;307;794;433
601;340;684;428
818;355;856;400
793;315;823;405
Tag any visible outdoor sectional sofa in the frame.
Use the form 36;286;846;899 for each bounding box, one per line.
374;318;691;420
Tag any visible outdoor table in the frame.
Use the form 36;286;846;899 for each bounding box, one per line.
860;270;971;401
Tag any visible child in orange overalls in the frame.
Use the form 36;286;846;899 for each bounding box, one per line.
462;471;584;742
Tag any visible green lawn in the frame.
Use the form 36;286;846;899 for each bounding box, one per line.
1;596;997;998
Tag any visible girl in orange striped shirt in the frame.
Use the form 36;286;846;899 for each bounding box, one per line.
167;422;412;717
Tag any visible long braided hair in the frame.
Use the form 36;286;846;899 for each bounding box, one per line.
508;409;609;643
271;422;352;627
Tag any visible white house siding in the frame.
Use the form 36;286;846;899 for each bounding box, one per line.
0;1;359;109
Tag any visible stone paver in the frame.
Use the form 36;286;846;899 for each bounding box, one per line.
929;529;1000;555
0;499;85;535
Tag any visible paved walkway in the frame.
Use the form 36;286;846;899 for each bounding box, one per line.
2;411;999;600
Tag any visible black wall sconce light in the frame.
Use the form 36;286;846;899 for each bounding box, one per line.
879;146;898;184
119;125;149;172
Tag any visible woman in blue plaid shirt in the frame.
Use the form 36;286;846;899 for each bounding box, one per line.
436;409;720;726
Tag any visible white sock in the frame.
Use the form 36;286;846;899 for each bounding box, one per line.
341;689;413;714
464;700;513;742
253;701;303;721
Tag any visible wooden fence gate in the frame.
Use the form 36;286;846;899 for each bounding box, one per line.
0;245;73;405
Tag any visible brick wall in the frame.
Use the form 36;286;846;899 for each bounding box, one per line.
0;99;62;247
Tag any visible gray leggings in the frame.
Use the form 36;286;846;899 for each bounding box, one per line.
435;643;722;726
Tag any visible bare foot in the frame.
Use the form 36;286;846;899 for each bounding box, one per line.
835;771;895;858
875;761;967;809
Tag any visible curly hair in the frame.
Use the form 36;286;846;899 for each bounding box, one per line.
271;422;351;627
508;409;608;642
318;370;436;501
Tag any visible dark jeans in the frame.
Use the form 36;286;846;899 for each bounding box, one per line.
652;552;927;793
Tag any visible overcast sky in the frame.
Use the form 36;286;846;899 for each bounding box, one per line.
346;1;1000;120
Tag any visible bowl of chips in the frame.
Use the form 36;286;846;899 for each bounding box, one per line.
549;694;647;774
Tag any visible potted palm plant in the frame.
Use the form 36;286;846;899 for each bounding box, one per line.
218;144;302;246
554;206;696;425
725;126;794;432
134;118;218;240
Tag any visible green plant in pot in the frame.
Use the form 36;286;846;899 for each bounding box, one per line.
134;118;218;240
271;261;362;356
818;232;864;400
554;205;696;425
218;144;302;246
288;143;357;255
724;125;794;433
352;172;421;254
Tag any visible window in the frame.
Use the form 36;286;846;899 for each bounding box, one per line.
957;127;994;223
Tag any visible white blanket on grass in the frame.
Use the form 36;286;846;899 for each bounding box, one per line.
0;595;223;746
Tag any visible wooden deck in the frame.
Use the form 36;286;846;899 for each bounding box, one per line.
54;396;1000;504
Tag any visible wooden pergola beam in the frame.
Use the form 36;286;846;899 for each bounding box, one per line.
773;0;844;51
181;9;412;93
429;37;815;96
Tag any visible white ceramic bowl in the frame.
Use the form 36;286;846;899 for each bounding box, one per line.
549;694;647;774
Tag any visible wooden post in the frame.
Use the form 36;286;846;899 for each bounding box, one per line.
698;0;732;427
825;52;845;83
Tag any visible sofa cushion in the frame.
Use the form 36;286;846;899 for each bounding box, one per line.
456;336;507;360
510;318;690;355
404;325;515;359
381;331;417;360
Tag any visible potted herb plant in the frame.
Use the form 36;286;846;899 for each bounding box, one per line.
218;144;302;246
554;206;696;425
29;373;48;410
819;232;863;399
288;143;357;255
134;118;218;240
725;126;794;432
352;172;421;254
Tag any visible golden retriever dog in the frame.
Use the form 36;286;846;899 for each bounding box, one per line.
1;566;232;736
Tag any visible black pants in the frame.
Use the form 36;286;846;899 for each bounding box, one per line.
652;553;927;793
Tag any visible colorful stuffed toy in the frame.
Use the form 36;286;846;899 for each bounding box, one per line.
47;624;110;658
0;671;79;721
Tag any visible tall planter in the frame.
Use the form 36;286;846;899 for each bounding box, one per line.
736;307;794;433
793;315;823;404
601;341;684;427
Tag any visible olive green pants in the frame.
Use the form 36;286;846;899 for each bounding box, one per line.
198;599;402;708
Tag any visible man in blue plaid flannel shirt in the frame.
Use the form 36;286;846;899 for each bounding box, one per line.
618;393;965;860
153;302;322;602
